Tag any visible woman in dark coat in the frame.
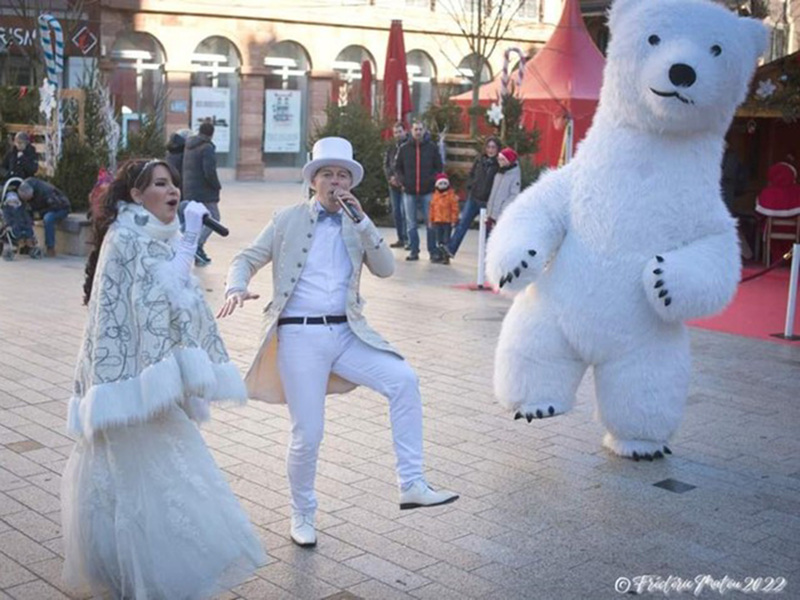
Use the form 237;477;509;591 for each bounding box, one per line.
2;132;39;180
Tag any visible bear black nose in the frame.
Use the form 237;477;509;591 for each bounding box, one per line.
669;63;696;88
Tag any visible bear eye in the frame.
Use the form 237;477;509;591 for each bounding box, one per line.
710;44;722;57
648;35;661;46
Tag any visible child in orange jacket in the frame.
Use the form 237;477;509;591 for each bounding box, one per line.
430;173;459;265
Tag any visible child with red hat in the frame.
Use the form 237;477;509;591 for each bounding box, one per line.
486;147;521;231
429;173;459;265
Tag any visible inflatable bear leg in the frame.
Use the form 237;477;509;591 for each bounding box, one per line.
495;292;587;421
594;332;690;460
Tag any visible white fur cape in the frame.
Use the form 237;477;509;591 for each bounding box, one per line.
68;203;246;438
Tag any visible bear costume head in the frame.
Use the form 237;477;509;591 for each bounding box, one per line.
598;0;768;136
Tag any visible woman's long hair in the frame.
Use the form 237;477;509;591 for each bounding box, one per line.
82;159;179;305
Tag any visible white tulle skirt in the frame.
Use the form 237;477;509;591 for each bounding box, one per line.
61;405;266;600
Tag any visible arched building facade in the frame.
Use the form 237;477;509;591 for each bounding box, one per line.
95;1;564;179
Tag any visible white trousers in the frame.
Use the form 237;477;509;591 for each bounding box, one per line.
277;323;424;516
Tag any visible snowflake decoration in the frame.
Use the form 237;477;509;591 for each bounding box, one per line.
486;102;503;126
38;80;57;116
755;78;777;100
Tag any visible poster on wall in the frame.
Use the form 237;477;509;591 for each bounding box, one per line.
191;86;230;153
264;89;302;153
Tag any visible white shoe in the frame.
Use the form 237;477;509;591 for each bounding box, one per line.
399;480;459;510
290;513;317;547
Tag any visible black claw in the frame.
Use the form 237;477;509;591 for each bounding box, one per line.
645;453;654;462
521;260;528;268
654;450;664;459
513;267;521;277
658;289;668;298
664;297;672;307
653;268;663;275
534;409;542;419
632;452;640;462
514;411;523;420
499;275;508;287
656;255;664;263
654;280;664;289
663;446;672;455
528;249;537;257
525;413;534;423
548;406;555;416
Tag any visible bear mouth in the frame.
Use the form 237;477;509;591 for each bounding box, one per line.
650;88;694;105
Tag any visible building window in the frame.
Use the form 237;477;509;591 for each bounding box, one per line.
518;0;543;21
191;36;241;167
0;55;36;86
264;41;312;169
456;53;492;93
109;31;166;115
406;49;437;116
333;45;376;83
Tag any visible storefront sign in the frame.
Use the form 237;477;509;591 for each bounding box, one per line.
191;86;230;153
264;89;302;153
0;18;98;56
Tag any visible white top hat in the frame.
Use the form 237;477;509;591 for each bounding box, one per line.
302;137;364;188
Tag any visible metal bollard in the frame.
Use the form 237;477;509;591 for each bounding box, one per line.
476;208;487;288
783;243;799;340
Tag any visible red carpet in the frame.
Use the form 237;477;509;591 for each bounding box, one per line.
689;265;800;344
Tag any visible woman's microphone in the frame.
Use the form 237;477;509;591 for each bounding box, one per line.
178;201;229;237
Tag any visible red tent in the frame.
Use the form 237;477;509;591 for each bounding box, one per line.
383;20;412;129
452;0;604;166
360;60;373;111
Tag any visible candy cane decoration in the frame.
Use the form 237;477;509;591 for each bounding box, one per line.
38;14;64;86
501;47;526;98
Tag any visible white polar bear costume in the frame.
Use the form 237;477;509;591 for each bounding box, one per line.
485;0;767;460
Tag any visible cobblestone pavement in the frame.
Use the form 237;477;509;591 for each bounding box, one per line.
0;182;798;600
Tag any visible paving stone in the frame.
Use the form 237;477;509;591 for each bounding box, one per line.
0;531;56;565
342;554;429;592
256;561;340;599
3;511;61;543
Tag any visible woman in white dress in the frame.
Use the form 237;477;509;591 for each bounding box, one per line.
61;159;266;599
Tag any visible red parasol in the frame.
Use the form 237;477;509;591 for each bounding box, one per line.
360;60;373;112
383;19;412;129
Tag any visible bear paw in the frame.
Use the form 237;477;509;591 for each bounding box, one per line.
513;400;567;422
643;255;679;321
603;434;672;461
492;249;541;293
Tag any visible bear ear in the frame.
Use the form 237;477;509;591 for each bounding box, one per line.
606;0;647;31
739;16;770;60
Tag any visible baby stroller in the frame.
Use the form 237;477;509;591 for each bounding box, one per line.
0;177;42;261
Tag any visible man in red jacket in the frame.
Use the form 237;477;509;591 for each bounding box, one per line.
394;121;443;262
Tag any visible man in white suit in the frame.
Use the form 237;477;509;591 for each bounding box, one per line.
219;137;458;548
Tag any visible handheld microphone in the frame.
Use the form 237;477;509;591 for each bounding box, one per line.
332;190;361;223
179;200;230;237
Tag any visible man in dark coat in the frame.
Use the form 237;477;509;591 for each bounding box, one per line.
165;129;189;193
17;178;70;257
384;122;408;249
444;136;500;258
394;121;443;262
2;132;39;180
182;121;222;266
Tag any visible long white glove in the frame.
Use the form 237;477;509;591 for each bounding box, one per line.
169;201;209;281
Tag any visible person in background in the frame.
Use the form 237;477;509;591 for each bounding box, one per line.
486;147;522;232
430;173;459;265
166;129;190;192
395;121;443;262
2;132;39;180
17;178;70;257
384;122;409;249
182;120;222;266
444;136;500;259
